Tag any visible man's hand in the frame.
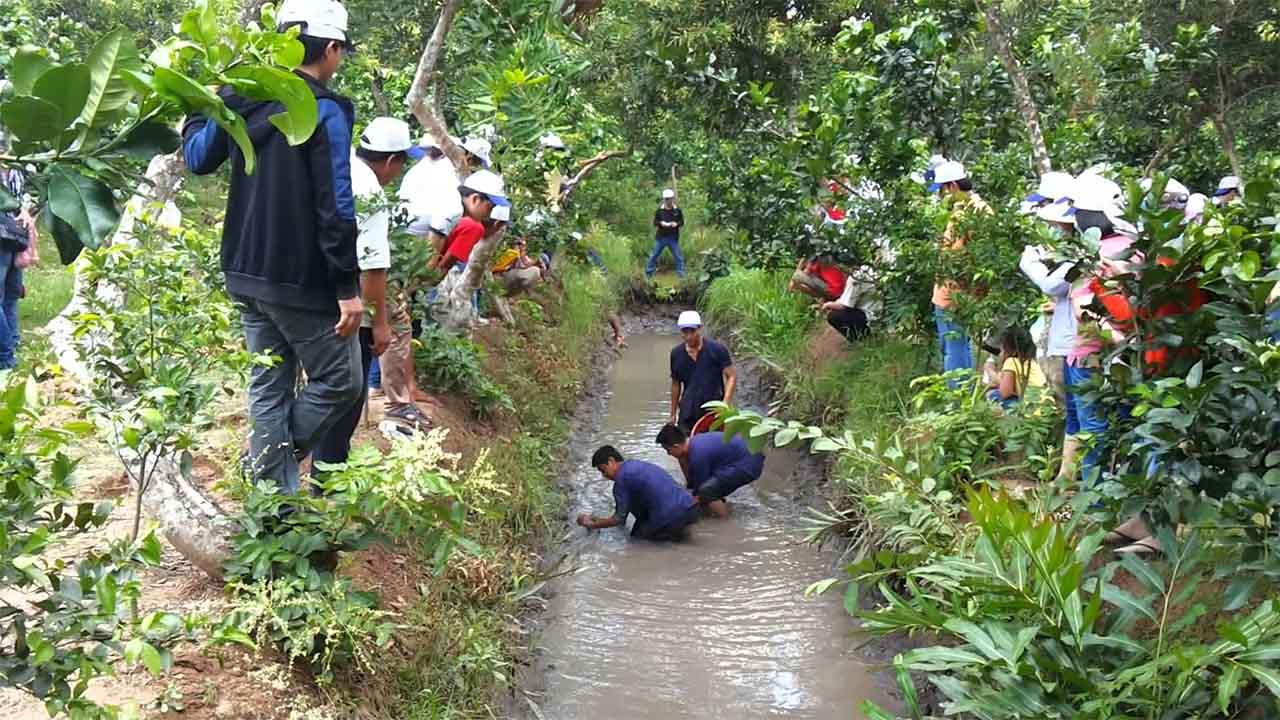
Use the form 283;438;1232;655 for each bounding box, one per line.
577;513;594;529
335;297;364;337
371;319;391;356
669;410;678;425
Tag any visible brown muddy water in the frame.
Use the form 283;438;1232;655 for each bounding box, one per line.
526;332;893;719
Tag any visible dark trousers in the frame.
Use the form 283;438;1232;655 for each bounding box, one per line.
632;505;701;541
827;307;869;341
313;328;375;467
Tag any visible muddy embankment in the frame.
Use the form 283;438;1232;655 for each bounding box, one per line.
512;309;919;719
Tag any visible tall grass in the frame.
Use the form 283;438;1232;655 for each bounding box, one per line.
702;267;815;362
15;232;73;331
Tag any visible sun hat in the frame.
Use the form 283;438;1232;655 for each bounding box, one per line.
677;310;702;329
461;136;492;167
1214;175;1242;197
1025;171;1075;205
358;117;413;154
277;0;352;49
459;169;510;207
927;161;967;192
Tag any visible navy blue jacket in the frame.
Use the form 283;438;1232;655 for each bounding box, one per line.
613;460;697;531
182;72;358;312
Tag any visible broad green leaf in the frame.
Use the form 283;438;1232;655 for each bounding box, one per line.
804;577;839;596
1242;663;1280;696
45;208;85;263
1101;583;1157;623
139;532;163;565
151;67;256;174
32;63;92;130
1217;663;1243;713
1;96;64;142
47;166;120;252
10;47;54;95
79;30;143;130
774;427;798;446
811;436;841;453
902;646;987;669
113;122;182;161
225;66;318;146
943;618;1001;662
1235;251;1260;281
1223;575;1258;612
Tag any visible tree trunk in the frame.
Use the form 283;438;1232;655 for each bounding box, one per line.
977;0;1052;175
44;152;238;578
1212;114;1243;177
406;0;467;170
558;149;629;205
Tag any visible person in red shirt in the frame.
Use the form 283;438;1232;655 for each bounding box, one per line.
428;170;508;326
789;255;847;302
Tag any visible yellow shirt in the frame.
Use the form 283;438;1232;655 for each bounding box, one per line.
1002;356;1045;397
491;248;521;273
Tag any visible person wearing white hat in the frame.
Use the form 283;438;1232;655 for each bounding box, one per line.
646;189;686;279
427;170;510;325
669;311;736;432
1025;171;1076;209
1213;175;1242;205
181;0;362;494
1019;199;1079;406
461;136;493;169
1139;176;1190;210
928;160;990;381
315;118;428;454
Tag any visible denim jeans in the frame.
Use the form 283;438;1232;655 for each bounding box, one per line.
1269;306;1280;343
368;357;381;388
933;305;973;384
1064;364;1108;487
645;236;685;278
0;248;20;370
235;295;363;494
314;328;374;467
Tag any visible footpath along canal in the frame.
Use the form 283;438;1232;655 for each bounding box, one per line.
518;326;900;719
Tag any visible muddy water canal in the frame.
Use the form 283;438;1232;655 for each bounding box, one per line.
528;332;891;719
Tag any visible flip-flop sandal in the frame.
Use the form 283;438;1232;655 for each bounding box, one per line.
1115;537;1162;556
386;406;434;429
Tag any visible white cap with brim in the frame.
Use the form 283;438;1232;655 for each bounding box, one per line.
1184;193;1208;222
278;0;351;46
491;205;510;223
1214;175;1242;197
1025;171;1075;205
1036;198;1076;225
460;169;510;208
662;189;676;199
928;160;967;192
1071;173;1123;212
677;310;702;329
358;117;413;153
461;137;492;167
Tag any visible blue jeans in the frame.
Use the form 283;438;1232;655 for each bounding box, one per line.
368;357;382;389
933;305;973;383
645;236;685;278
0;248;20;370
1065;364;1108;487
1269;307;1280;343
235;295;363;494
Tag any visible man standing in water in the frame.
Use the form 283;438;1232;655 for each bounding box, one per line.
656;424;764;518
669;311;736;432
578;446;701;540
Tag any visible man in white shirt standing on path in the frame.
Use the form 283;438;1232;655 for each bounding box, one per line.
314;117;414;466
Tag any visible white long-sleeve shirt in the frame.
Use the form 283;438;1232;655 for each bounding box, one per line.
1018;246;1077;357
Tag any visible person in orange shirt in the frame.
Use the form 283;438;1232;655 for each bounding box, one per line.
928;160;990;380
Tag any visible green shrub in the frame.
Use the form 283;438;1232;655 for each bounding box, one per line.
702;267;816;361
414;324;513;418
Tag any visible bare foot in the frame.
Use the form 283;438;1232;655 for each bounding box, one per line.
707;500;730;519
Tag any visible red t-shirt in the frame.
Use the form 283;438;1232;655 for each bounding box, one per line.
807;261;847;300
442;217;486;265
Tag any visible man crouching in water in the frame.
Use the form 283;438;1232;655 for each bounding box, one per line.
656;424;764;518
577;446;701;541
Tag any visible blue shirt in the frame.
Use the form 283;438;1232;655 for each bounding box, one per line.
687;432;766;490
613;460;696;530
670;338;733;425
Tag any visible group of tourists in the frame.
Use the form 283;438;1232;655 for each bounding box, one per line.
578;311;766;540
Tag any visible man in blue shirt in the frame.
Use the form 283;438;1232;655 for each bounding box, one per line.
657;424;765;518
669;310;736;432
577;446;700;541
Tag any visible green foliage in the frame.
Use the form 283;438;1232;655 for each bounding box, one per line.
414;323;513;418
0;378;180;719
702;267;816;361
73;215;253;541
861;490;1280;719
226;431;476;682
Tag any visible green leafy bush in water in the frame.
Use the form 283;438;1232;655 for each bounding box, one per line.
225;431;480;682
414;324;514;418
0;379;186;719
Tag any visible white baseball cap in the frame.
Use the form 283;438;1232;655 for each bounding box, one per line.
1071;173;1123;212
277;0;351;46
1036;198;1075;225
491;205;510;223
539;132;567;150
358;117;412;153
1026;171;1075;205
677;310;702;329
1214;175;1242;197
461;136;492;167
662;188;676;199
459;169;510;207
1184;193;1208;222
927;161;967;192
